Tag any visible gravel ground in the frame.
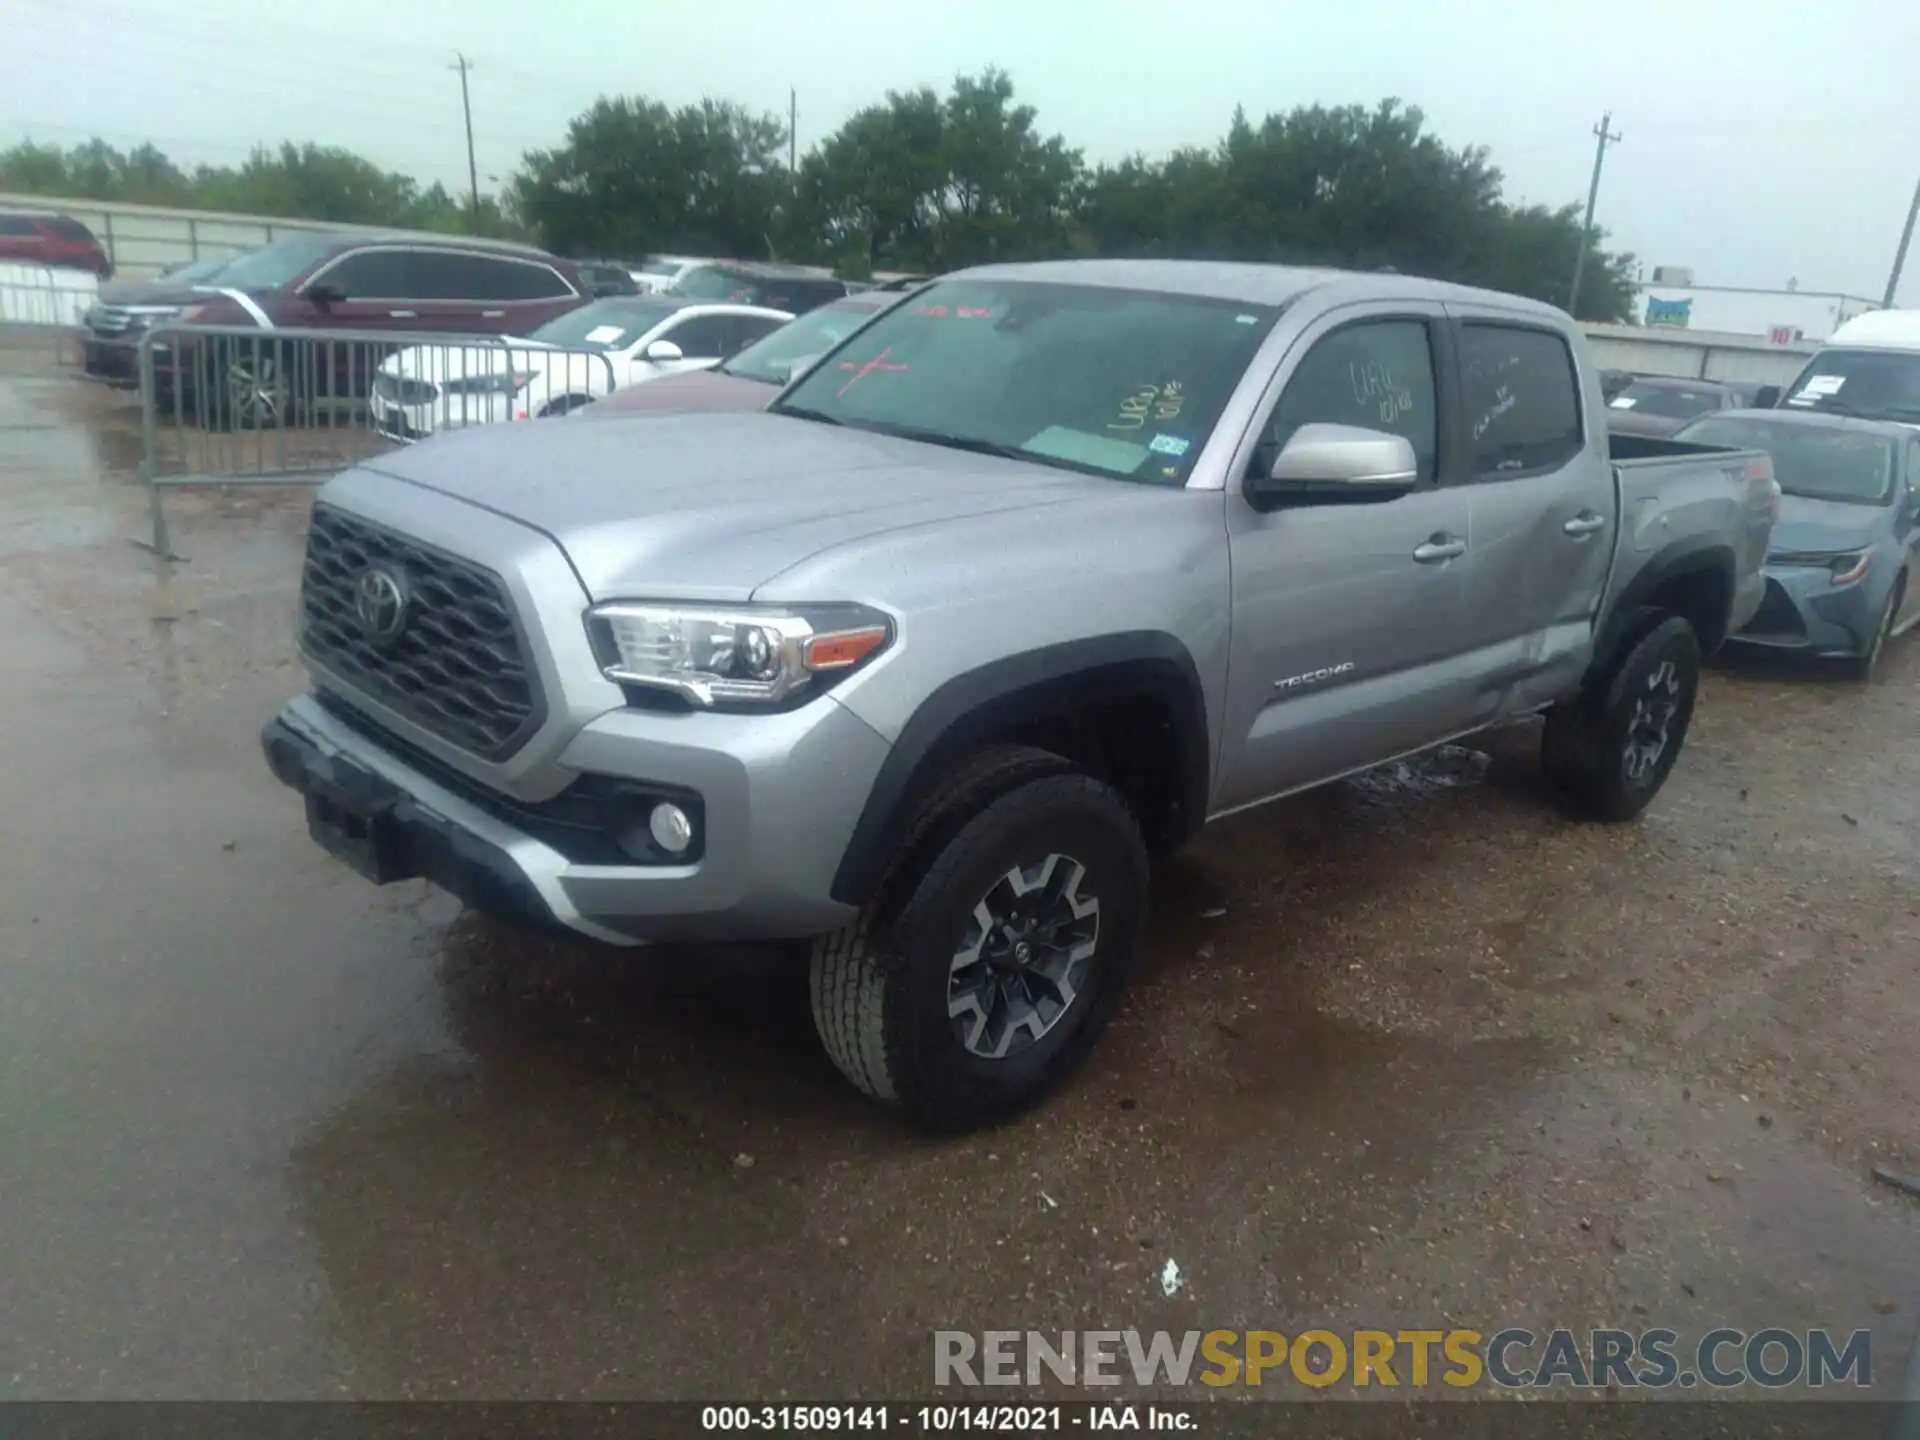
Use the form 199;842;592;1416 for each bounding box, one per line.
0;356;1915;1404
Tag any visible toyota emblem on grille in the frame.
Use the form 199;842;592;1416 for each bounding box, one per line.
354;566;409;645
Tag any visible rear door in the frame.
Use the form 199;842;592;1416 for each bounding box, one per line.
1215;302;1482;810
1445;311;1616;718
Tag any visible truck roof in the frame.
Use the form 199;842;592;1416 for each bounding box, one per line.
948;258;1571;319
1824;308;1920;352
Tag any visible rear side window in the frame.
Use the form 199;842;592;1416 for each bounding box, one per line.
45;217;97;242
1460;323;1585;476
412;252;498;300
490;259;574;301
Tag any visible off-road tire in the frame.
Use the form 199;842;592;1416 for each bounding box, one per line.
1542;613;1701;823
809;751;1149;1132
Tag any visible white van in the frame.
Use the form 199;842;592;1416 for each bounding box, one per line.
1780;310;1920;424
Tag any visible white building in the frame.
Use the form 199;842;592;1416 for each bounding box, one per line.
1630;265;1880;344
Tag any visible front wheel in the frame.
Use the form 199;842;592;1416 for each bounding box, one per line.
1845;580;1901;681
1542;614;1702;823
809;768;1149;1132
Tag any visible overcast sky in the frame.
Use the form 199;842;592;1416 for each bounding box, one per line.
6;0;1920;301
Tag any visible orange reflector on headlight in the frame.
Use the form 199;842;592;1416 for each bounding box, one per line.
805;627;889;669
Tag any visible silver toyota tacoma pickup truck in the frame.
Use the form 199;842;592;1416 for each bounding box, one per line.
263;260;1776;1130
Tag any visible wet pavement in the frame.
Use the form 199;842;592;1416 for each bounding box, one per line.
1;348;1917;1401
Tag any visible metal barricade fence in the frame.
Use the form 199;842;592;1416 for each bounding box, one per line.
0;264;98;372
136;322;617;558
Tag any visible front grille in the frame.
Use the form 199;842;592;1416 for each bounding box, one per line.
373;373;439;405
299;504;543;758
1742;578;1807;641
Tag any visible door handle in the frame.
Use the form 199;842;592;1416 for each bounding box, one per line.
1563;512;1608;536
1413;535;1467;564
389;309;417;319
482;310;505;318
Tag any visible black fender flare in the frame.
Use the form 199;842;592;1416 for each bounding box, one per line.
1592;537;1738;679
830;632;1211;907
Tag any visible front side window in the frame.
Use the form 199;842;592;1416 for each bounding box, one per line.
0;215;42;236
1262;319;1438;482
773;279;1280;486
1783;348;1920;424
1462;323;1584;475
1675;416;1894;505
661;314;731;360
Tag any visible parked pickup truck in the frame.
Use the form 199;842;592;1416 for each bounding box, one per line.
262;260;1777;1131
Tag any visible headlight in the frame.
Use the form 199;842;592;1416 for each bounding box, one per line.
442;371;535;397
1771;548;1872;585
586;602;892;707
125;307;182;329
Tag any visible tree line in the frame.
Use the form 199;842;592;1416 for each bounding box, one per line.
0;71;1638;320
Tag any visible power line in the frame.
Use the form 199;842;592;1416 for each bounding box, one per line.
1568;111;1621;315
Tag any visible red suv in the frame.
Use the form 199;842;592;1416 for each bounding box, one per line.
0;209;113;277
82;231;589;427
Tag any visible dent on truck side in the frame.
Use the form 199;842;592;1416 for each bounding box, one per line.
829;633;1214;906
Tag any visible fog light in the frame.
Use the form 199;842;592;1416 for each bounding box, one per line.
648;802;694;855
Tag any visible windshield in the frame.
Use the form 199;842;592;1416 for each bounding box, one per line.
1677;416;1895;505
724;299;880;385
673;265;760;301
772;279;1280;485
1782;348;1920;422
1610;382;1726;420
167;254;238;282
210;235;342;291
529;297;682;350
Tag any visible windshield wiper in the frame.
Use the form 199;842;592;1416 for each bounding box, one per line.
770;402;845;426
840;419;1030;462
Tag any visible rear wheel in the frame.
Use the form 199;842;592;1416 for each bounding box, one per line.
1542;614;1701;822
809;753;1149;1132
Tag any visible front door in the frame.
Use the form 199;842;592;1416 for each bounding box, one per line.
1216;306;1481;812
1445;311;1618;718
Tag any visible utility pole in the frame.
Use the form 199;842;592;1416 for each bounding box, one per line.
1568;112;1622;317
451;53;481;234
789;87;798;190
1882;172;1920;308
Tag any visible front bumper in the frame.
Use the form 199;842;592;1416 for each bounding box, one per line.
261;688;887;946
1730;564;1885;658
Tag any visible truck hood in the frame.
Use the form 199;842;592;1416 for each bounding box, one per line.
354;411;1134;601
1768;493;1888;556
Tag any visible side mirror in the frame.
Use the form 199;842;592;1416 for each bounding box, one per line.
644;339;684;363
301;280;344;306
1244;423;1420;511
1753;385;1782;409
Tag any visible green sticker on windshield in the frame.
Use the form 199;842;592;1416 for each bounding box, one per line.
1022;426;1150;474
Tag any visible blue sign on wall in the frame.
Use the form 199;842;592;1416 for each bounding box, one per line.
1645;296;1693;328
